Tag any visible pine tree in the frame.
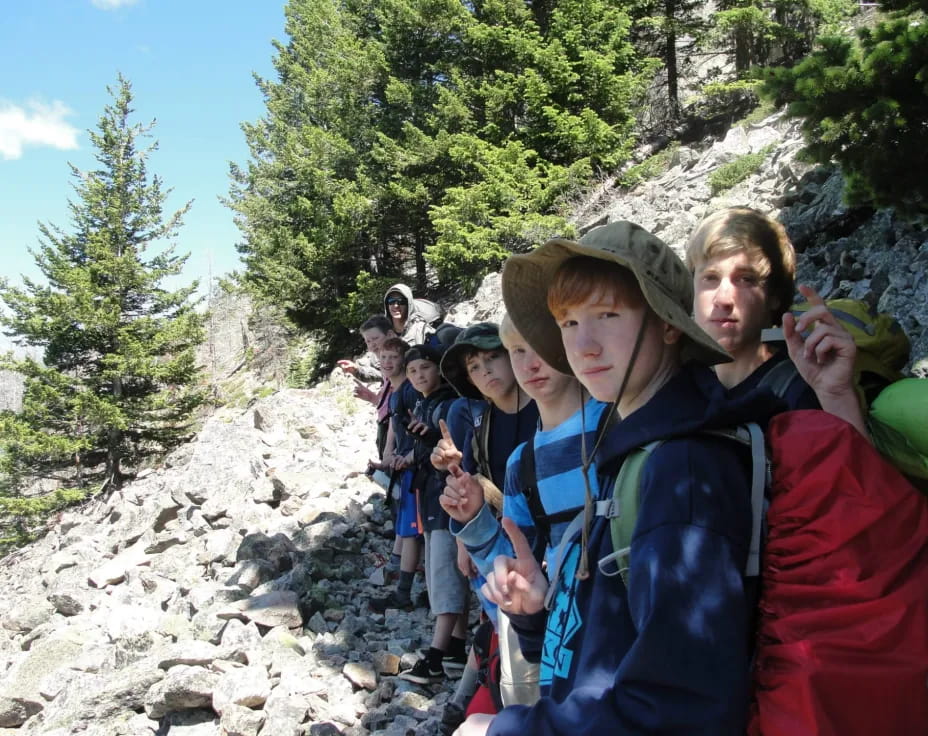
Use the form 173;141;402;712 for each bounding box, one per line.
0;75;204;496
228;0;385;331
232;0;653;330
763;0;928;216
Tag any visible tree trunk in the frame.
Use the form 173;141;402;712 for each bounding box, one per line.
665;0;680;120
414;230;427;292
108;375;123;487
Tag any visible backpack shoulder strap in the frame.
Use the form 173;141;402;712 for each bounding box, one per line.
518;438;552;556
595;442;661;585
594;423;767;584
757;355;802;400
472;406;493;479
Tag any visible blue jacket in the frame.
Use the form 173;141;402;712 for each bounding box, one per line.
488;363;780;736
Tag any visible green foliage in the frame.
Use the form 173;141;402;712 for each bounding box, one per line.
231;0;654;327
708;145;773;195
286;336;321;388
0;76;204;499
619;142;681;189
708;0;858;70
763;1;928;216
0;487;90;555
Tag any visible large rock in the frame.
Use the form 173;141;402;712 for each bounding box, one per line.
143;666;218;719
0;696;42;727
211;665;272;715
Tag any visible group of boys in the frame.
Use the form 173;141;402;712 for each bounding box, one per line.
345;208;888;736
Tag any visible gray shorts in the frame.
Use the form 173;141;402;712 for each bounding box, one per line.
423;529;469;616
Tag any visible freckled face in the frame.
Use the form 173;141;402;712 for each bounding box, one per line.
558;291;671;404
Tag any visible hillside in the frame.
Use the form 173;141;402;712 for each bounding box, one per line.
0;109;925;736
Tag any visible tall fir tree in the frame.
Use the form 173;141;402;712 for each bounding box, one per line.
228;0;385;331
232;0;653;339
0;75;204;495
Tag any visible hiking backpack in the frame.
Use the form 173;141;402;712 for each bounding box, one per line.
465;619;504;717
760;297;928;488
760;297;910;410
580;411;928;736
413;297;444;328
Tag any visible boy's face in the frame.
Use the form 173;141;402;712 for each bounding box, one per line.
379;348;404;380
465;349;516;404
693;251;772;360
503;330;574;404
406;358;441;396
362;328;390;354
558;290;671;403
386;293;409;322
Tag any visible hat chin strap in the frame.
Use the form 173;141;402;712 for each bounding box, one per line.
576;309;650;581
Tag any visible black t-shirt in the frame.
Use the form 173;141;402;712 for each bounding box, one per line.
482;401;540;488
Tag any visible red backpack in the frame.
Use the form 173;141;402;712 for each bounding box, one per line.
465;619;503;717
583;409;928;735
748;410;928;735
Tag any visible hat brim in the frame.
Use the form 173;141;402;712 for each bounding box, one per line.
501;237;731;377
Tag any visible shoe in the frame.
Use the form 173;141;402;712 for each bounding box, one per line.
369;590;414;614
415;589;429;609
418;647;467;670
442;649;467;671
398;657;444;684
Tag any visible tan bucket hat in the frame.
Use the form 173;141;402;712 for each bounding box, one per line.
501;220;732;375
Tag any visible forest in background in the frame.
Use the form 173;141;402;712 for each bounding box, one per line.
1;0;926;549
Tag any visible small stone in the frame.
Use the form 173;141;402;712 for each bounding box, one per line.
342;661;377;691
372;651;400;676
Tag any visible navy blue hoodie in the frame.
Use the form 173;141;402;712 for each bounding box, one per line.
488;363;780;736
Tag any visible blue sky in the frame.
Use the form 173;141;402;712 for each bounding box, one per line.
1;0;285;311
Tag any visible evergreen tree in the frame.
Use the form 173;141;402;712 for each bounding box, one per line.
628;0;703;119
0;75;204;494
763;0;928;216
709;0;856;72
228;0;385;331
233;0;653;331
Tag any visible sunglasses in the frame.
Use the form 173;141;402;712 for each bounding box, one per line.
386;297;407;306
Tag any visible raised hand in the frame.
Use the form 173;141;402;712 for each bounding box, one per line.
783;285;856;398
337;359;358;376
482;517;548;617
431;419;463;470
352;375;377;403
440;463;486;524
783;285;868;437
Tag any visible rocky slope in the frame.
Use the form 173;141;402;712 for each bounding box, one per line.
0;378;444;736
0;108;926;736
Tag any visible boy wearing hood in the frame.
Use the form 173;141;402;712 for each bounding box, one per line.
384;283;438;346
453;222;779;736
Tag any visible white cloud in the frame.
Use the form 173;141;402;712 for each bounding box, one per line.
0;99;80;160
91;0;139;9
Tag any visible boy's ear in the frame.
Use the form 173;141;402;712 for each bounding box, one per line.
662;322;683;346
